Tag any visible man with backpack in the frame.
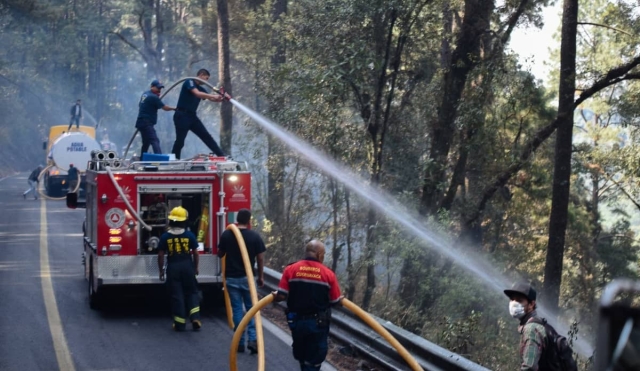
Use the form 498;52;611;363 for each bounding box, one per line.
504;282;577;371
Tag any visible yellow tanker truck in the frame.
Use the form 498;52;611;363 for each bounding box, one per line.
43;125;102;197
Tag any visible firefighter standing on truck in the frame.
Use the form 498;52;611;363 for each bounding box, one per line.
136;80;176;155
170;69;227;159
275;240;343;371
157;206;202;331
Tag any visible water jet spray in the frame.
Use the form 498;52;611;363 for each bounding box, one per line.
228;99;595;358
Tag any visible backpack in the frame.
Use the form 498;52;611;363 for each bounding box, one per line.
529;318;578;371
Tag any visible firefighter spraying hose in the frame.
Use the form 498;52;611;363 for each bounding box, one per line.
224;224;265;370
229;294;424;371
123;76;232;159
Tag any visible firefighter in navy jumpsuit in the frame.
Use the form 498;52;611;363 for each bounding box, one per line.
157;206;201;331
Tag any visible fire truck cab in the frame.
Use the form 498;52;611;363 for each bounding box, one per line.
72;153;251;309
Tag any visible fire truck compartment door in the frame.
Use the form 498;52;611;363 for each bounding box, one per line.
96;255;221;284
138;184;212;193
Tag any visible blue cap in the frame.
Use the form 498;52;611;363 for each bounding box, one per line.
151;80;164;89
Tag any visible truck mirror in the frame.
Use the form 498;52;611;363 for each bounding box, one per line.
43;141;47;150
67;192;78;209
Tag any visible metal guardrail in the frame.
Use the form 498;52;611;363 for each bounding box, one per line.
260;267;491;371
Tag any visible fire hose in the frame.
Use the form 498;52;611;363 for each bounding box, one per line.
104;166;152;231
230;294;424;371
221;256;235;329
224;224;265;371
37;165;80;200
123;77;231;159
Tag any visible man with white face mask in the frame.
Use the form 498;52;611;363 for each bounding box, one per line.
504;282;547;370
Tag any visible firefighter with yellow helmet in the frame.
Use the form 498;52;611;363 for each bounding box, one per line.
157;206;202;331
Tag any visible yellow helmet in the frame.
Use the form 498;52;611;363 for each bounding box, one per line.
168;206;188;222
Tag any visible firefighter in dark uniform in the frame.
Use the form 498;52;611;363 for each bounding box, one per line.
67;163;79;193
136;80;176;155
157;206;201;331
170;69;227;159
275;240;343;371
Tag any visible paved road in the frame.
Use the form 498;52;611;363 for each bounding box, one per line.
0;174;324;371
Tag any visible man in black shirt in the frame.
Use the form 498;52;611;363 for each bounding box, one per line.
217;208;266;353
68;99;82;131
67;163;79;193
171;69;227;159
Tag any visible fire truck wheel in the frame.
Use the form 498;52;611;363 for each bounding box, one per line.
88;269;101;310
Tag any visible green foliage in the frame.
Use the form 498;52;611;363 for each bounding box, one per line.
4;0;640;369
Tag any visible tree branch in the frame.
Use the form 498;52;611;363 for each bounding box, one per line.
575;55;640;106
109;31;148;62
578;22;634;37
465;53;640;228
500;0;529;46
0;74;43;101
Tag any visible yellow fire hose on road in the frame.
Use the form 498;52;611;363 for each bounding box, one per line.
229;294;424;371
229;294;273;371
221;256;235;329
224;224;265;371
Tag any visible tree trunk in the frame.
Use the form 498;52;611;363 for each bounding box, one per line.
420;0;493;216
542;0;578;311
217;0;233;154
345;190;357;300
361;206;377;310
330;179;341;272
266;0;287;253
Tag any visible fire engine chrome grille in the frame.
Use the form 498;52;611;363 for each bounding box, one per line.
96;255;222;285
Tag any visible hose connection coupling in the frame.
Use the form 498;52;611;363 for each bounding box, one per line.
218;86;232;101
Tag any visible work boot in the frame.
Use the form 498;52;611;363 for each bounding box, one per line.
247;341;257;355
172;323;185;332
192;320;201;331
237;344;245;353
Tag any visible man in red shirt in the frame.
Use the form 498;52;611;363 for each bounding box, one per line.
275;240;343;371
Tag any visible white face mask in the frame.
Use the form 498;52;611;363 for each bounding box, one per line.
509;301;526;319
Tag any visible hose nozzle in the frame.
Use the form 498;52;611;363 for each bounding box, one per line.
213;86;232;101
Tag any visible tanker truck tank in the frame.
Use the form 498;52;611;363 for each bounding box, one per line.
44;125;101;198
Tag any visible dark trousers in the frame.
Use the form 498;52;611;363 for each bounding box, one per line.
291;318;329;371
171;111;225;159
136;118;162;154
166;259;200;330
68;116;80;130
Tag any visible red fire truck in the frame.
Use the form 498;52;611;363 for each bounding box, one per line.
68;153;251;309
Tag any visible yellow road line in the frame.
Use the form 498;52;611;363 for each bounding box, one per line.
40;200;76;371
